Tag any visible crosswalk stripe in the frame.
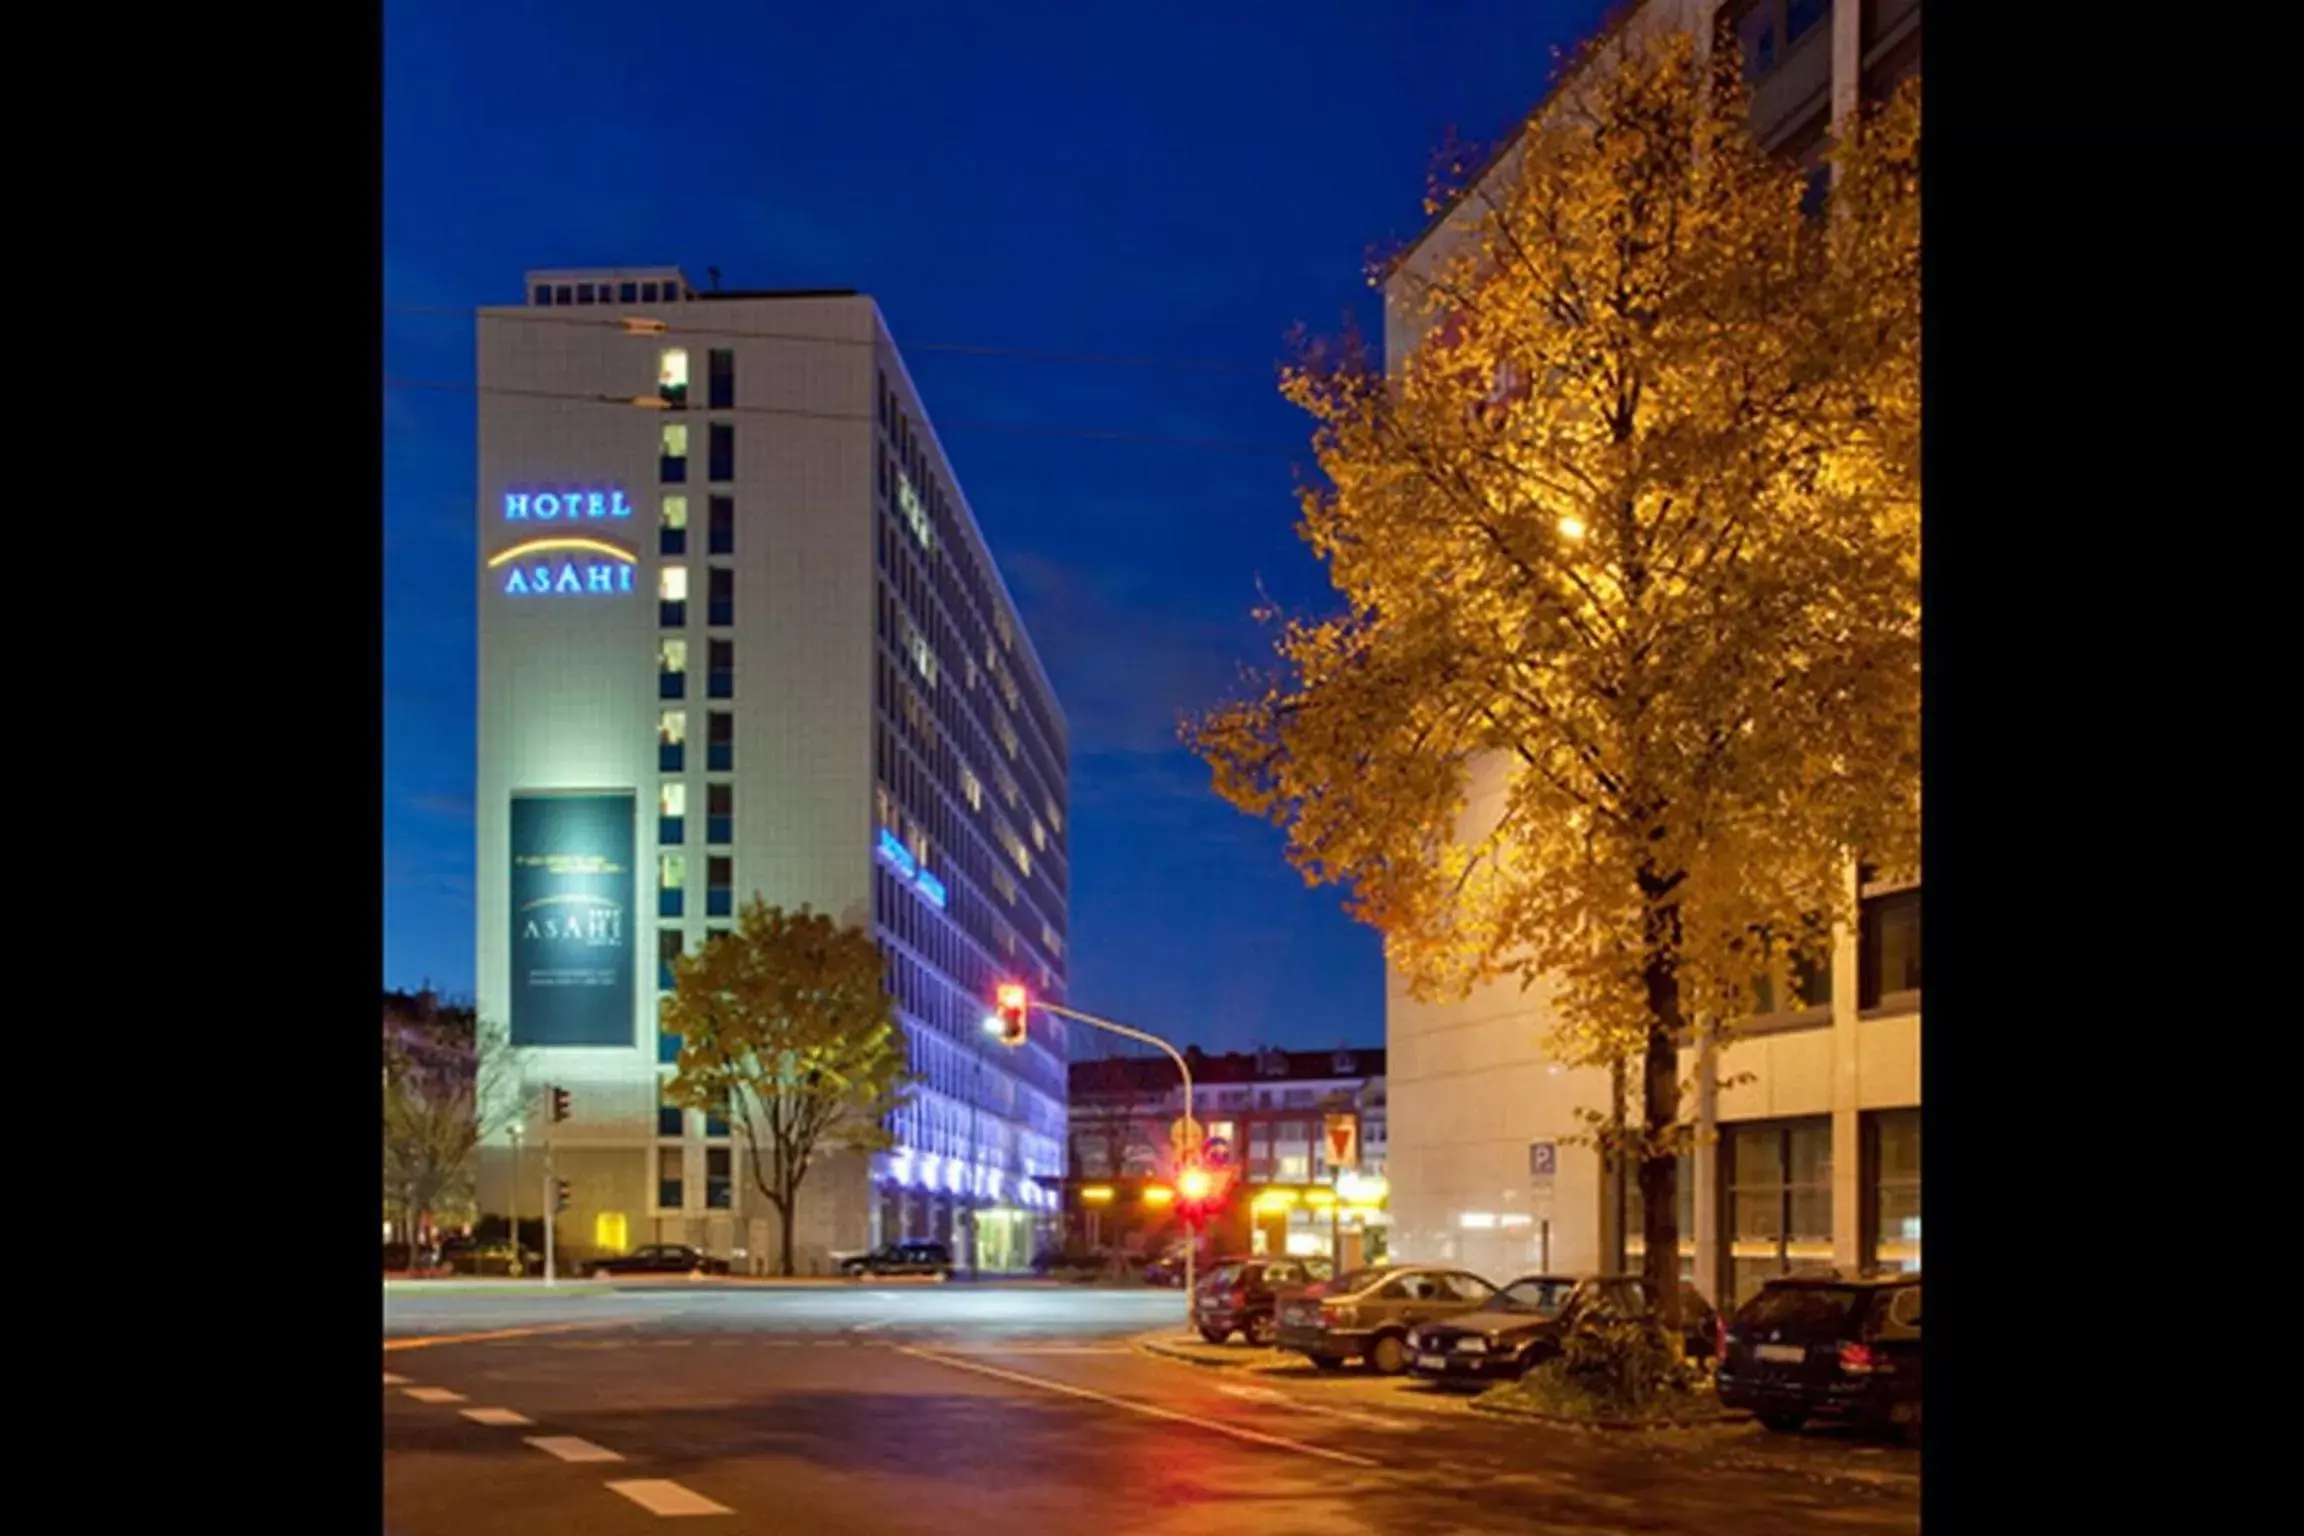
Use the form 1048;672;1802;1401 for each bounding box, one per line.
402;1387;467;1404
526;1436;623;1463
461;1407;535;1426
606;1479;734;1516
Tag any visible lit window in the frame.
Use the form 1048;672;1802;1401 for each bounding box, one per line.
875;783;898;832
1046;800;1062;834
1031;818;1046;852
659;348;689;408
658;638;688;696
660;782;687;819
660;423;689;483
659;494;688;555
659;710;687;746
660;566;689;603
959;765;983;812
1042;922;1062;958
659;854;687;918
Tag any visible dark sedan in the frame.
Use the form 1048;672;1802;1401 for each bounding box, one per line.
586;1243;730;1277
1275;1264;1499;1374
839;1241;953;1279
1718;1273;1921;1440
1407;1274;1720;1388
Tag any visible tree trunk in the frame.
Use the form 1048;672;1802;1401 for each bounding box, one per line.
1638;880;1687;1335
776;1192;797;1277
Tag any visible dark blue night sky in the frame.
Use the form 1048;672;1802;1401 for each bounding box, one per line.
385;0;1611;1054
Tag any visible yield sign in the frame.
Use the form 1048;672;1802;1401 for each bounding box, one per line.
1324;1114;1359;1171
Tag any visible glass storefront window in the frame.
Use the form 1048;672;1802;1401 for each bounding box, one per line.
1728;1116;1835;1305
1866;1107;1921;1273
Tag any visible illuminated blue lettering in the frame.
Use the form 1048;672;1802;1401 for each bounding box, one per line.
917;872;947;909
534;493;561;520
587;492;606;519
876;828;917;880
610;490;633;518
554;564;584;594
586;565;615;592
505;493;530;520
619;564;633;591
505;567;530;594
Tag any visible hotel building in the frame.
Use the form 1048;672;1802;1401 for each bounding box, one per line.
1380;0;1922;1305
474;269;1070;1274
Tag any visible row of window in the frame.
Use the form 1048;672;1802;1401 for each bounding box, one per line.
658;638;735;700
1618;1105;1919;1305
657;1145;733;1211
655;779;734;847
657;494;735;557
656;708;735;772
659;421;735;483
655;348;735;411
658;853;734;917
1747;886;1923;1018
658;564;735;628
535;278;686;306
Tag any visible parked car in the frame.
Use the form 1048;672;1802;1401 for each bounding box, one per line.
1407;1274;1720;1388
1142;1242;1192;1286
1275;1264;1499;1374
1032;1245;1115;1280
1717;1273;1921;1441
1192;1257;1325;1346
839;1241;954;1279
440;1236;543;1277
586;1243;730;1277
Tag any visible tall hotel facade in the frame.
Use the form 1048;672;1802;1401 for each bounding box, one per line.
475;269;1071;1275
1382;0;1921;1306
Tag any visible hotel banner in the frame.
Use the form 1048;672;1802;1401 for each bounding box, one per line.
509;792;635;1048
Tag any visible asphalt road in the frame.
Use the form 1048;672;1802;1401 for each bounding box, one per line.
383;1283;1919;1535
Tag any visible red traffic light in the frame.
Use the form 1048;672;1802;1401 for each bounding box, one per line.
1176;1164;1214;1202
986;983;1030;1047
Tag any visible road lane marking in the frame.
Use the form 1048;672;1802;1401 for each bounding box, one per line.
402;1387;468;1404
606;1479;734;1517
526;1436;624;1463
383;1373;410;1385
460;1408;535;1426
850;1318;895;1332
384;1320;627;1352
893;1346;1382;1469
1214;1383;1414;1431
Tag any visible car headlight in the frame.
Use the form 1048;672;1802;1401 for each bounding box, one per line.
1406;1328;1422;1349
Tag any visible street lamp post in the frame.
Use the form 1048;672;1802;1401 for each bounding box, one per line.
509;1121;524;1276
1018;1000;1198;1308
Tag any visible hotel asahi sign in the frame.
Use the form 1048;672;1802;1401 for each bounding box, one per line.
490;485;638;596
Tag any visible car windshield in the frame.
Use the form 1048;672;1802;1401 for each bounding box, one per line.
1496;1278;1576;1315
1330;1267;1392;1296
1203;1263;1243;1288
1740;1285;1866;1336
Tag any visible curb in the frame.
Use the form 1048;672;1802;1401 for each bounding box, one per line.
1134;1333;1297;1373
1467;1396;1749;1433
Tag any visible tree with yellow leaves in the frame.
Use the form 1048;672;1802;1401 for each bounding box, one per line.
1189;30;1918;1337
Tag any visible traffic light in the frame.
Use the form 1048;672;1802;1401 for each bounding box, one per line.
554;1180;572;1213
550;1086;571;1123
985;982;1029;1047
1175;1159;1229;1230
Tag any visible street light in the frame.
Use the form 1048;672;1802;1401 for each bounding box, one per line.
984;982;1203;1304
